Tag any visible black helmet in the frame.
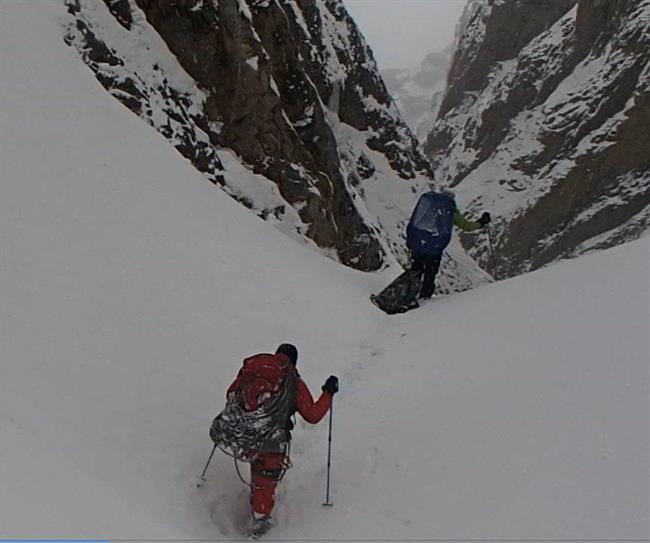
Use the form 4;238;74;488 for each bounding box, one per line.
276;343;298;365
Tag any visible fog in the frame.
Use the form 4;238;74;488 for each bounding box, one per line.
343;0;466;69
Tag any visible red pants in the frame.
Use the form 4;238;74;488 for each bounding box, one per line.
250;453;286;517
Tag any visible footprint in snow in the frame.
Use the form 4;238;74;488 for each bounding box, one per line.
209;488;250;537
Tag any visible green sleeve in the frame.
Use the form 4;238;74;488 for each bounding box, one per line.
453;209;481;232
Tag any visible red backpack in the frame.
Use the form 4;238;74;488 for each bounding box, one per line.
233;354;296;411
211;354;297;460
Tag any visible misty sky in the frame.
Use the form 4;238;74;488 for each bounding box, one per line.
343;0;466;69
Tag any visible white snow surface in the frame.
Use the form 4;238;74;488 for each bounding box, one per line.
2;1;649;541
62;0;490;292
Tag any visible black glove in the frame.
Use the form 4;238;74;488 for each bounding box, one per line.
322;375;339;395
477;212;491;228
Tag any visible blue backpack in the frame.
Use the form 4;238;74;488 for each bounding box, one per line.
406;192;456;256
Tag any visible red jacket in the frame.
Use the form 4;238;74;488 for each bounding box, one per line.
227;353;331;424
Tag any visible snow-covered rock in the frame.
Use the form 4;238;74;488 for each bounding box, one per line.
62;0;489;291
426;0;650;277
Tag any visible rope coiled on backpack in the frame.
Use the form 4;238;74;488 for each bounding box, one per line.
210;370;296;462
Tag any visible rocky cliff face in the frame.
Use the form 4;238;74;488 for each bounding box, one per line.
63;0;490;291
426;0;650;278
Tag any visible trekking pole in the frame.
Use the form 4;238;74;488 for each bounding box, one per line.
486;225;498;280
323;398;334;507
196;443;217;488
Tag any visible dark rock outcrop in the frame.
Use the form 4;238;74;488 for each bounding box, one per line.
63;0;440;273
426;0;650;277
439;0;577;119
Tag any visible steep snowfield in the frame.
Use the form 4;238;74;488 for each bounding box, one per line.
1;1;648;541
63;0;476;280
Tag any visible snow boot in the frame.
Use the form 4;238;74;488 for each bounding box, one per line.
249;514;273;539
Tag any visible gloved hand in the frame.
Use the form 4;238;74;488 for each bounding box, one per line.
478;212;491;227
322;375;339;395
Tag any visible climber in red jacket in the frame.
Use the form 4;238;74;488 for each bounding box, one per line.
225;343;338;537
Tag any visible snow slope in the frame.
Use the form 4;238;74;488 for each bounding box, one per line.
63;0;471;279
1;1;649;541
